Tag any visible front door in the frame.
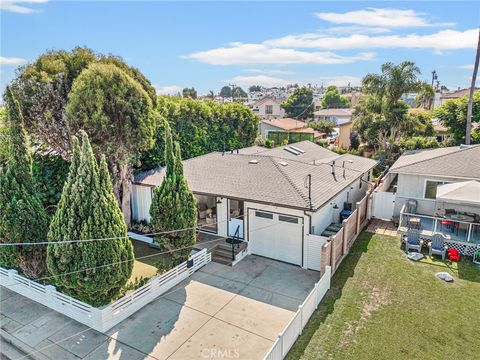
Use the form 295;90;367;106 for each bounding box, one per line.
228;199;244;238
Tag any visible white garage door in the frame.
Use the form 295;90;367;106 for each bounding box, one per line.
248;209;303;266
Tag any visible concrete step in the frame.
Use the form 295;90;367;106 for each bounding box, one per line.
214;247;235;258
217;242;247;253
0;330;46;360
211;255;232;266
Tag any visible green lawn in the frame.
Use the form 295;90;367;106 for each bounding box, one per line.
128;240;171;285
288;232;480;360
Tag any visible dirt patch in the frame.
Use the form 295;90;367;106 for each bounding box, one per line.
339;286;391;347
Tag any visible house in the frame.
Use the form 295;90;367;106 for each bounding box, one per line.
251;96;285;119
439;88;479;105
342;91;363;107
131;141;376;270
259;118;324;140
431;118;451;142
336;121;353;149
313;108;353;125
370;145;480;255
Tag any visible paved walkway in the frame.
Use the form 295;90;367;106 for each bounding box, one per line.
1;255;318;360
365;219;398;237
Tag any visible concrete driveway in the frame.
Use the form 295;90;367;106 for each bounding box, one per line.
1;255;318;359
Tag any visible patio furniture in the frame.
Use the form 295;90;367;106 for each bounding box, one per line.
441;220;453;232
428;233;448;260
407;217;421;230
406;199;417;214
449;214;475;222
447;248;460;262
405;229;423;253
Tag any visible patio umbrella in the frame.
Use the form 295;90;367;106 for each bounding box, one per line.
436;181;480;206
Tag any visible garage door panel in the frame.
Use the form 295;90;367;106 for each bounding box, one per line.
248;210;303;266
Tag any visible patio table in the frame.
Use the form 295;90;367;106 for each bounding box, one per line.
445;214;475;222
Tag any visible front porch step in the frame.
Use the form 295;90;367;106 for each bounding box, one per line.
210;241;247;266
211;255;233;266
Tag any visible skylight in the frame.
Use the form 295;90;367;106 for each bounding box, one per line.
284;147;300;155
289;145;305;154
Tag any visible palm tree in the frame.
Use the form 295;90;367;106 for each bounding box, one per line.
466;28;480;145
415;83;435;110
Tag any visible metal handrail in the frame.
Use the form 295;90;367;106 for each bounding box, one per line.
231;225;241;260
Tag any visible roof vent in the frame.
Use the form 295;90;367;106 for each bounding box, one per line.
289;145;305;154
279;161;288;166
284;147;300;155
249;159;259;164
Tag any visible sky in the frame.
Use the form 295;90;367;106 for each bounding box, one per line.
1;1;479;96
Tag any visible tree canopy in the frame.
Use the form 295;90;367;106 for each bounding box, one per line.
321;86;350;109
150;125;196;264
433;92;480;144
281;87;314;120
0;87;48;278
219;86;232;98
415;83;435;110
65;62;155;224
47;132;134;306
249;85;262;92
182;87;197;99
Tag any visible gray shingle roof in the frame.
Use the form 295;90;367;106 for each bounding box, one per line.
389;145;480;179
134;141;377;210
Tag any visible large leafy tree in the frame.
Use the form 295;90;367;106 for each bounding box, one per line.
353;61;421;149
281;87;314;120
434;92;480;144
219;86;232;98
150;125;197;264
0;87;48;278
140;96;258;169
66;63;155;225
321;86;350;109
47;132;134;306
182;87;197;99
10;48;157;224
415;83;435;110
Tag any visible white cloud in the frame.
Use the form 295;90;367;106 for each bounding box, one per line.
186;43;375;65
315;8;455;28
245;68;294;75
325;26;392;34
460;64;474;70
228;75;292;87
154;85;182;95
0;56;28;66
265;29;477;51
0;0;49;14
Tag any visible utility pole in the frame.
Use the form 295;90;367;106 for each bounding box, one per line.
229;84;236;102
431;70;438;87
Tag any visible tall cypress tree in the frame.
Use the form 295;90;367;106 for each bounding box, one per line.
47;132;134;306
0;87;48;277
150;126;197;263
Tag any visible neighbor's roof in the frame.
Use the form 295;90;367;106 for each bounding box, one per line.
314;108;353;117
260;118;305;130
252;96;283;106
440;88;479;100
436;181;480;206
389;145;480;179
133;167;165;187
134;141;377;210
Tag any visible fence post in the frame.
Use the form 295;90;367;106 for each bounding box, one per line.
278;333;284;358
45;285;56;306
298;304;303;334
330;238;336;274
7;269;18;286
356;202;361;234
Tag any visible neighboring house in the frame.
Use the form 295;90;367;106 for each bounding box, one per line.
314;108;353;125
259;118;324;140
439;88;479;105
251;96;285;119
336;121;353;150
431;118;451;142
132;141;376;270
342;91;362;107
375;145;480;218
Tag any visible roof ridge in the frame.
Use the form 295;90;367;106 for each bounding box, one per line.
271;158;310;207
393;145;480;171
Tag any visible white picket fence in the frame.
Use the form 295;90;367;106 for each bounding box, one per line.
264;266;332;360
0;248;211;333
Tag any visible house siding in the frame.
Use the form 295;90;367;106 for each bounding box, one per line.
393;173;474;216
259;122;283;139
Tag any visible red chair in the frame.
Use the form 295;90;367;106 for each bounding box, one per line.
441;220;453;232
448;248;460;262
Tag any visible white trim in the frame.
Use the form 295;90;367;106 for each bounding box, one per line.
423;178;451;200
390;171;480;181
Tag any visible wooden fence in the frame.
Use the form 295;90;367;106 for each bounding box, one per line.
0;248;211;333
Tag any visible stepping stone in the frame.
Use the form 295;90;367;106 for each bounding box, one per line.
436;272;454;282
407;252;424;261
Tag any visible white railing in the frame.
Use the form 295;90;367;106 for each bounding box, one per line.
264;266;332;360
0;248;211;333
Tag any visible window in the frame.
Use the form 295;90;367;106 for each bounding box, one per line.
255;211;273;219
196;194;218;233
279;215;299;224
424;180;449;199
265;105;273;115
